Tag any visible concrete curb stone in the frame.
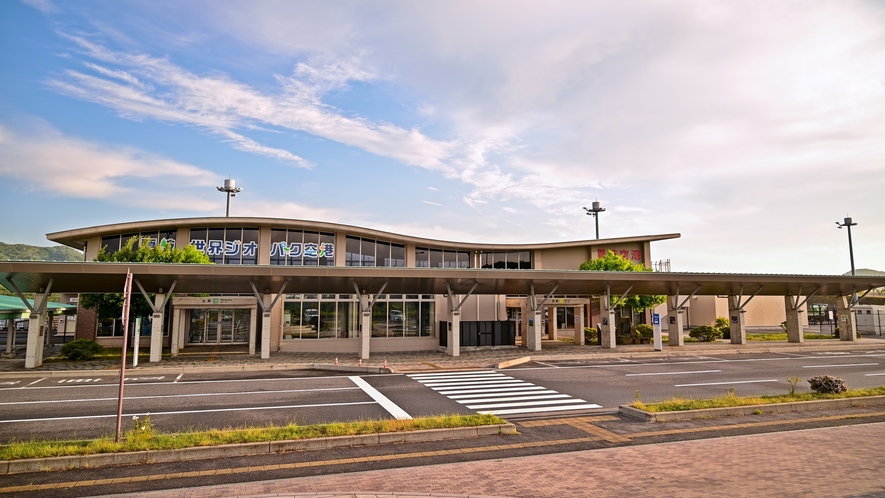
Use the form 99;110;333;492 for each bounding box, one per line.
0;423;516;475
619;394;885;422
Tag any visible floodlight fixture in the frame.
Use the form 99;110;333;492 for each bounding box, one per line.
217;178;243;217
583;200;606;240
836;216;858;276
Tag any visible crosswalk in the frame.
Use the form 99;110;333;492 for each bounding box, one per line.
407;370;601;415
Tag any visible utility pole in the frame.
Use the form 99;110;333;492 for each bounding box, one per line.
583;201;606;239
836;216;858;276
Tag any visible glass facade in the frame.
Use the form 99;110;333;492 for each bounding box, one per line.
270;229;335;266
345;236;405;267
189;227;260;265
100;230;177;254
479;251;532;269
282;294;434;340
415;248;471;268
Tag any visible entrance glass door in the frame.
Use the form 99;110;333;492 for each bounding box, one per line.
188;308;250;345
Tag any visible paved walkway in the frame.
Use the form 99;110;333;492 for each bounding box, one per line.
3;337;883;375
110;422;885;498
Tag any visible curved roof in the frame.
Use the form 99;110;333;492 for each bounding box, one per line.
46;217;680;251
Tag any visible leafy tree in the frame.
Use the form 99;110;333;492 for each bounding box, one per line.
579;250;666;311
80;237;211;321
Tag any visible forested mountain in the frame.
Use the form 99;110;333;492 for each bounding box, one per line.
0;242;82;262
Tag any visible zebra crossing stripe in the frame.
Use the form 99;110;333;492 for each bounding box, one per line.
478;404;602;415
455;394;571;404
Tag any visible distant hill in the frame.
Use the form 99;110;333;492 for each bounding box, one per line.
0;242;83;262
844;268;885;277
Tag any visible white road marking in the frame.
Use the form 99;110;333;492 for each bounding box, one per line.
478;404;602;415
0;387;362;406
0;401;377;424
409;370;492;378
349;376;411;420
865;373;885;376
425;379;526;388
675;379;779;387
534;361;559;368
0;381;20;385
124;376;165;381
802;363;878;368
174;373;183;382
24;378;45;387
626;369;721;377
456;394;570;404
448;389;555;399
467;398;591;410
436;386;546;396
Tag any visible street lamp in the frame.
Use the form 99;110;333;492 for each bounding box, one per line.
583;201;606;239
835;216;857;276
217;178;243;217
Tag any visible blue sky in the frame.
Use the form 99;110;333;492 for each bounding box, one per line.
1;0;883;275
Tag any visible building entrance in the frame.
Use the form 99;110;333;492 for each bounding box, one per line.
187;308;251;345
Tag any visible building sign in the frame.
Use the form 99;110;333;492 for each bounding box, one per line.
190;239;258;257
270;242;334;259
597;248;642;263
141;237;176;250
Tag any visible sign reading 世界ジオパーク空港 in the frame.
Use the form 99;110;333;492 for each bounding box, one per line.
188;239;334;259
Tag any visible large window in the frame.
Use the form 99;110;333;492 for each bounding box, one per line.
281;294;434;339
479;251;531;269
345;236;405;267
189;227;260;265
100;230;177;254
270;229;335;266
415;248;471;268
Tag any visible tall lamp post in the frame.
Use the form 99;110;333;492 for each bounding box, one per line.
835;216;857;276
583;201;606;240
217;178;243;217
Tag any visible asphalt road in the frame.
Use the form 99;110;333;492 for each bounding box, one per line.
2;347;884;442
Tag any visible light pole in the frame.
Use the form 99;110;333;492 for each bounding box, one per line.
835;216;857;276
217;178;242;217
583;201;606;239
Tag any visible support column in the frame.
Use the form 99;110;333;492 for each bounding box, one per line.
170;307;181;357
548;306;557;340
248;305;257;355
527;309;543;351
575;306;585;345
667;297;685;346
728;296;747;345
785;296;803;343
149;293;165;363
360;294;371;359
25;312;46;369
836;295;858;342
600;296;617;349
261;294;272;359
3;317;14;358
446;310;461;357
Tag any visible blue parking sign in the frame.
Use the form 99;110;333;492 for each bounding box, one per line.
652;313;660;325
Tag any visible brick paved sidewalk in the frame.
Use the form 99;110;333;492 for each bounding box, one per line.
113;422;885;498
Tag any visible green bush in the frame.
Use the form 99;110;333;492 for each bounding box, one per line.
808;375;847;394
584;327;598;344
635;324;654;338
688;325;723;342
59;339;104;361
714;316;731;339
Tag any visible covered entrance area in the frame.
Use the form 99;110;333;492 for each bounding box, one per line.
171;297;258;355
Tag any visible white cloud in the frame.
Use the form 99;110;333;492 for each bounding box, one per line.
0;124;218;210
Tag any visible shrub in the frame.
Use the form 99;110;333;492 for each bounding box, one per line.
635;324;654;338
715;317;731;340
808;375;847;394
584;327;598;344
688;325;723;342
59;339;104;361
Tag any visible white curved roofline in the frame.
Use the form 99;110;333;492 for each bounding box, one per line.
47;216;680;251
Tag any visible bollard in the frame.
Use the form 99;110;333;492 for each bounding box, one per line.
383;359;387;368
335;357;338;366
359;358;362;367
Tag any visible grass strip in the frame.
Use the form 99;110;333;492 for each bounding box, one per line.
0;413;504;461
632;386;885;412
747;333;834;341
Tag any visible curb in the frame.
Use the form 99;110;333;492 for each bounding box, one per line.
0;423;517;475
618;395;885;422
312;363;393;374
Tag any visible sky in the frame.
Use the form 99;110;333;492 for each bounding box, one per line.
0;0;883;275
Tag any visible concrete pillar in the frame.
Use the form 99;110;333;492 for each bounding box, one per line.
248;305;257;355
260;294;272;359
359;294;371;359
667;297;684;346
170;307;181;357
446;310;461;357
599;296;617;349
575;306;585;345
728;297;747;345
836;295;858;342
3;317;15;358
25;312;46;369
149;293;165;363
784;296;803;343
526;309;543;351
548;306;557;340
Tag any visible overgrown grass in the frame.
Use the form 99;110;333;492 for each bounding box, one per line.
747;333;834;341
631;386;885;412
0;414;504;461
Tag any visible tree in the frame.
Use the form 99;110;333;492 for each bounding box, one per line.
80;237;211;321
579;250;666;311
